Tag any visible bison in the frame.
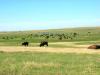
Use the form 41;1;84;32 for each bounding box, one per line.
40;41;48;47
88;45;100;49
22;42;29;46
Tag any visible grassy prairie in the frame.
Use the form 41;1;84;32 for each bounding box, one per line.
0;27;100;75
0;27;100;46
0;52;100;75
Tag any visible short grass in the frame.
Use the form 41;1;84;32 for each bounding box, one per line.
0;52;100;75
0;27;100;46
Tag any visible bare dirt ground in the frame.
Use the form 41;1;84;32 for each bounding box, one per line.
0;46;100;54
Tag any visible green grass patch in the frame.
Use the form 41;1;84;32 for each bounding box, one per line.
0;27;100;46
0;52;100;75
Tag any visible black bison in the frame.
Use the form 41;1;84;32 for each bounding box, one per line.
22;42;29;46
88;45;100;49
40;41;48;47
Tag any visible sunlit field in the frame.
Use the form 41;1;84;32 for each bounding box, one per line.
0;52;100;75
0;27;100;75
0;27;100;46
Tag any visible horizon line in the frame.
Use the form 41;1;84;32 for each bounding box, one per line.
0;26;99;32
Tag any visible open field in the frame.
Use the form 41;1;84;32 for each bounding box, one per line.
0;27;100;75
0;51;100;75
0;41;100;54
0;27;100;45
0;45;100;54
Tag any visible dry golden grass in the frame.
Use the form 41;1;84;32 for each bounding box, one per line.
23;61;61;68
0;46;100;54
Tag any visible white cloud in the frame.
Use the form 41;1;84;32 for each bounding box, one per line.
15;20;82;26
0;19;99;31
0;19;98;26
96;19;100;22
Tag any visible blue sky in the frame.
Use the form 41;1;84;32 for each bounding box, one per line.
0;0;100;31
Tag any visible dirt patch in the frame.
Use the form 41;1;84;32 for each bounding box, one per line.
0;46;100;54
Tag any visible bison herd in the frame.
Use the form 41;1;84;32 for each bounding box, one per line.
21;41;100;50
22;41;48;47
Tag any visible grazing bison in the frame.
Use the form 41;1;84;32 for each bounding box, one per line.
22;42;29;46
40;41;48;47
88;45;100;49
